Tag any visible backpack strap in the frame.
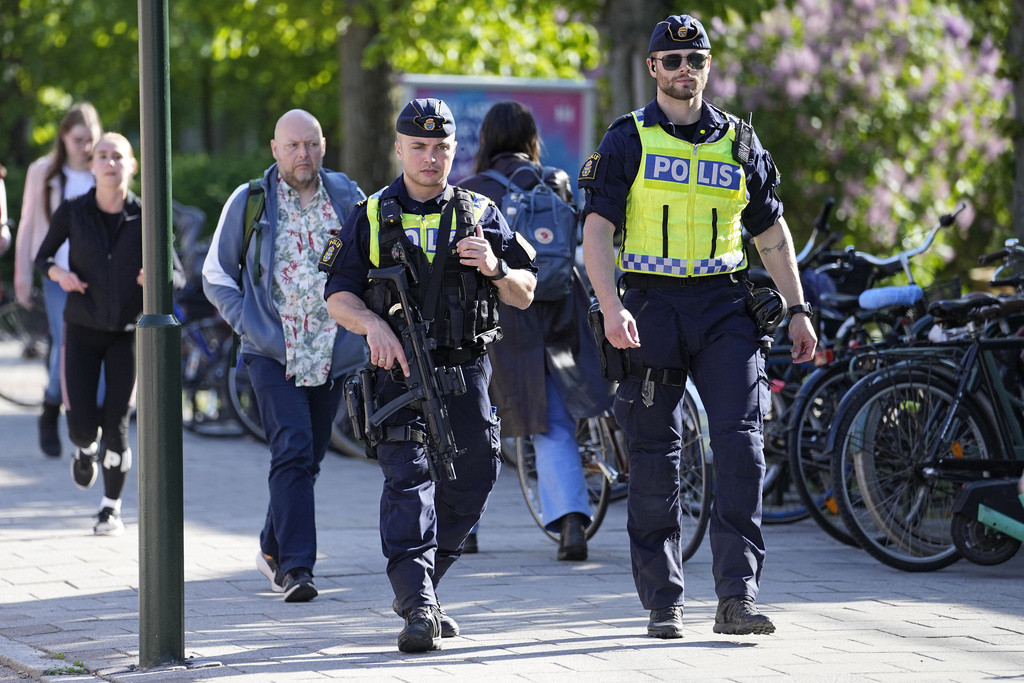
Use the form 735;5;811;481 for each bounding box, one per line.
480;169;512;190
241;178;266;285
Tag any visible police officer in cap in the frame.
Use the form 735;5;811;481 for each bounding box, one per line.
580;15;816;638
323;98;536;653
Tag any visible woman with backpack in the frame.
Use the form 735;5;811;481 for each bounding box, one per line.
459;101;613;561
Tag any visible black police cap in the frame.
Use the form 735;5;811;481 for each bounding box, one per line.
396;98;456;138
649;14;711;53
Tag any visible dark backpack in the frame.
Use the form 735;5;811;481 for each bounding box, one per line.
482;166;578;302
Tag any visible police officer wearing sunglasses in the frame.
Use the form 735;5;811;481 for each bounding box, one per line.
579;15;816;639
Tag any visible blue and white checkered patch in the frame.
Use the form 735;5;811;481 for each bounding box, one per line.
621;252;744;276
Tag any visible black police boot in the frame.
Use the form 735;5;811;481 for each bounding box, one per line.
713;596;776;635
397;605;442;653
39;400;62;458
393;597;459;638
557;512;588;561
648;606;684;638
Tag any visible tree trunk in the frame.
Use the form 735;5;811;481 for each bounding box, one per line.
337;3;398;194
1011;0;1024;242
598;0;656;127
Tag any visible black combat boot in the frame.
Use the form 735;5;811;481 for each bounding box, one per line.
39;400;62;457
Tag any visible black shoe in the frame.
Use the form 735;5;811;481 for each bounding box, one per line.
462;532;478;554
713;596;775;635
393;597;459;638
71;449;98;490
281;568;317;603
557;513;588;561
39;401;61;457
397;605;442;653
647;606;684;638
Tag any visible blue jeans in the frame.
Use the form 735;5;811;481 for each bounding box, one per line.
243;353;343;577
533;373;590;532
44;279;105;407
42;279;66;404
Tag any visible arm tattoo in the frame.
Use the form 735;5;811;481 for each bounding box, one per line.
759;238;787;257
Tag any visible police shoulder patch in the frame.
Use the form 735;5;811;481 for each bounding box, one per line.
319;236;344;269
579;153;601;182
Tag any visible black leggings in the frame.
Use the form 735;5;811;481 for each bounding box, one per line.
63;322;136;500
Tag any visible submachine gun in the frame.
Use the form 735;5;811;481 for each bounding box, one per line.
345;255;467;482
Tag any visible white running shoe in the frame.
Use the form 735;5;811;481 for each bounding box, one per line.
93;507;124;536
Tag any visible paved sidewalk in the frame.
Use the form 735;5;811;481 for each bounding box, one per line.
1;398;1022;683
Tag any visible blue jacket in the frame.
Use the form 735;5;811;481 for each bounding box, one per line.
202;165;365;377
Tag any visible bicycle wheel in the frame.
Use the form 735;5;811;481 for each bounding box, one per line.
180;317;239;434
760;386;810;524
679;387;712;563
830;366;997;571
0;293;50;408
787;364;859;546
228;359;266;441
516;416;615;543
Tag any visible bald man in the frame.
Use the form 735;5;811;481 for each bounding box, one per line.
203;110;366;602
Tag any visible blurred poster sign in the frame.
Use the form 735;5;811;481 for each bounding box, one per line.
401;74;595;198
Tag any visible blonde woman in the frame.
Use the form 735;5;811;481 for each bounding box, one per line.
35;133;152;536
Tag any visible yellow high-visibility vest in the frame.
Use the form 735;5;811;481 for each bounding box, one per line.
620;110;748;277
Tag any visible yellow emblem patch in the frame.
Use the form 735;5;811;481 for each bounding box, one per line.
579;152;601;181
319;236;344;269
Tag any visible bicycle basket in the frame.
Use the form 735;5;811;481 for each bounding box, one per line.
922;276;962;305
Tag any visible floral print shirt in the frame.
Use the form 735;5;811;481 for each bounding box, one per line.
272;174;339;386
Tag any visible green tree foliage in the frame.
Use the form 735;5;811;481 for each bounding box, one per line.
705;0;1012;284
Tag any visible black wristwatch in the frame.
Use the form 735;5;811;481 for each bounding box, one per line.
485;259;509;281
787;303;813;318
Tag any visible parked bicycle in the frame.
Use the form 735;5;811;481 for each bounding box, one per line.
0;288;49;408
509;380;712;562
786;204;965;546
827;282;1024;571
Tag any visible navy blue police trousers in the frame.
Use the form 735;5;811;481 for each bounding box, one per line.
374;355;502;613
614;278;769;609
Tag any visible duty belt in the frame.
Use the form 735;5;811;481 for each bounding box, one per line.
623;271;739;290
628;364;685;387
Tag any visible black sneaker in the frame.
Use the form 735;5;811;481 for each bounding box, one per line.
93;507;124;536
256;551;284;593
281;568;317;603
393;598;459;638
713;596;776;635
397;605;441;653
647;606;684;638
71;449;99;490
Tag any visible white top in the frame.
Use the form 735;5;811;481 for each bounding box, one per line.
54;166;96;269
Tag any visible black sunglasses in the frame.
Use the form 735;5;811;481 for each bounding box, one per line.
652;53;709;71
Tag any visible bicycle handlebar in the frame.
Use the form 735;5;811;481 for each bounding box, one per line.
821;202;966;279
977;238;1024;266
